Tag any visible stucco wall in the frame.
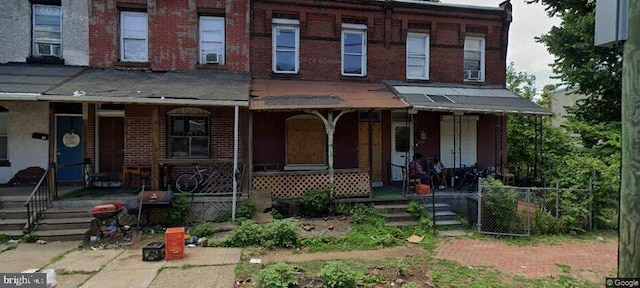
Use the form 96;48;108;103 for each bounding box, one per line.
0;2;30;63
0;102;50;184
0;1;89;65
62;0;90;66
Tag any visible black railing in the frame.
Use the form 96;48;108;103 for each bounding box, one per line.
24;162;57;234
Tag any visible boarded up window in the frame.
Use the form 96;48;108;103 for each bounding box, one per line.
286;116;326;165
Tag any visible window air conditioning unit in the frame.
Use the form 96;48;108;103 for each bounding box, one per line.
204;53;220;64
465;70;481;80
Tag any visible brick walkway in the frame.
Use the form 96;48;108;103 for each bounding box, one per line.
435;238;617;280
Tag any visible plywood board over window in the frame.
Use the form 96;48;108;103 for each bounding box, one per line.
286;116;326;165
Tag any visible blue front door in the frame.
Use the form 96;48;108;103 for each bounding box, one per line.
56;115;83;181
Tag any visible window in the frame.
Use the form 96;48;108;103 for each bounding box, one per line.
272;19;299;73
464;36;485;81
199;16;225;65
341;23;367;76
286;115;326;167
406;33;429;80
0;109;7;161
120;11;148;62
168;115;210;158
33;5;62;57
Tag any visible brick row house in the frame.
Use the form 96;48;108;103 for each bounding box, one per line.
0;1;549;215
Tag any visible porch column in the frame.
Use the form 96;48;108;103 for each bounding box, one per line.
151;106;159;190
232;105;239;221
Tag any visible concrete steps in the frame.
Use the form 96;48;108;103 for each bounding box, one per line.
374;203;420;227
31;228;91;242
0;207;28;219
426;203;462;227
29;205;94;241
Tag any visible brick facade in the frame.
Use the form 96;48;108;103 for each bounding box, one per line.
90;0;249;72
250;0;509;84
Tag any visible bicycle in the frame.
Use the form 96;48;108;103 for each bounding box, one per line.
175;164;211;193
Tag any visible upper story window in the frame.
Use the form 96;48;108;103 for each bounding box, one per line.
272;19;300;74
120;11;148;62
0;108;8;162
199;16;225;65
341;23;367;77
406;33;430;80
464;36;485;82
33;5;62;57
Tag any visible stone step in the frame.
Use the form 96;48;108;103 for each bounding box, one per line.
0;219;27;231
36;217;94;231
374;204;409;214
424;203;453;213
387;220;420;227
0;207;28;219
431;211;458;222
31;228;89;242
0;230;25;238
381;212;416;222
435;219;463;227
43;207;93;219
0;196;32;209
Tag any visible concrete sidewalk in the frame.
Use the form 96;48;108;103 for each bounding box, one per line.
0;241;242;288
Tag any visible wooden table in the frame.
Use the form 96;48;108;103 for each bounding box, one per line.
122;165;151;187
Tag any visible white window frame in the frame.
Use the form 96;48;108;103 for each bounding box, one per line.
199;16;225;65
341;23;367;77
406;33;430;80
0;112;7;161
272;18;300;74
463;36;485;82
32;4;62;57
120;11;149;62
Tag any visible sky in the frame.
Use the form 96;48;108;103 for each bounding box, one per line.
443;0;561;91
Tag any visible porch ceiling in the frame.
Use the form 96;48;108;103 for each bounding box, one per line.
250;79;409;110
43;68;250;106
0;64;84;97
387;82;553;116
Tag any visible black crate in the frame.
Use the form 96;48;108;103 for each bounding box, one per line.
142;242;165;261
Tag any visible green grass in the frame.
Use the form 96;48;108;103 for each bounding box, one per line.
465;230;617;246
57;187;140;199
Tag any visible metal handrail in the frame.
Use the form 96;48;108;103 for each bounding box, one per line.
23;162;57;234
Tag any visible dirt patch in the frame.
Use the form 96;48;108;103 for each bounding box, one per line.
292;216;353;239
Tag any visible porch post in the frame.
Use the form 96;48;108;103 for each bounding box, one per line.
151;106;159;190
248;110;253;191
232;105;239;221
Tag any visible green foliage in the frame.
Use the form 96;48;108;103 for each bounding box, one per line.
237;199;257;221
321;261;358;288
224;220;264;247
407;201;425;218
166;193;191;226
336;202;352;216
21;234;38;243
189;222;214;238
301;189;331;218
253;263;298;288
213;210;231;223
0;234;9;243
263;219;299;249
270;209;284;220
402;283;420;288
351;204;385;227
484;186;523;233
224;219;300;248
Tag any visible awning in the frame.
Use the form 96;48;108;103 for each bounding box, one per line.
0;64;85;100
388;82;553;116
250;79;409;110
44;68;250;107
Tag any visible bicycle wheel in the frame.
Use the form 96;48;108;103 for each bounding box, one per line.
175;174;198;193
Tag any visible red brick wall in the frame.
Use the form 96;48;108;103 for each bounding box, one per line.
90;0;249;72
251;0;508;84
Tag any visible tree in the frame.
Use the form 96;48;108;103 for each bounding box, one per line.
529;0;623;126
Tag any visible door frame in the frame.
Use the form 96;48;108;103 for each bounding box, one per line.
55;113;83;181
390;113;414;182
96;109;125;173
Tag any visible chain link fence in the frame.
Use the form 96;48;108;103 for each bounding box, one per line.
477;184;592;236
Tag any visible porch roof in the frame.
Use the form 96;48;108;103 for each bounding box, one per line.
250;79;409;111
43;68;250;107
387;82;553;116
0;64;84;100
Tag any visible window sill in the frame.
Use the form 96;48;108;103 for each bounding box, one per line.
463;79;486;85
115;61;151;68
196;64;227;70
339;75;369;82
406;78;431;83
270;72;302;79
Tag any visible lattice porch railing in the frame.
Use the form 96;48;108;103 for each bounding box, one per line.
252;169;371;199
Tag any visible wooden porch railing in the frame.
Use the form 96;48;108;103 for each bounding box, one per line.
23;162;57;234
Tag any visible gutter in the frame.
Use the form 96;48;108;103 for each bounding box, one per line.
37;95;249;107
0;93;40;101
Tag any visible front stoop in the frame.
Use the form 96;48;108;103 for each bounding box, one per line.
30;207;94;241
